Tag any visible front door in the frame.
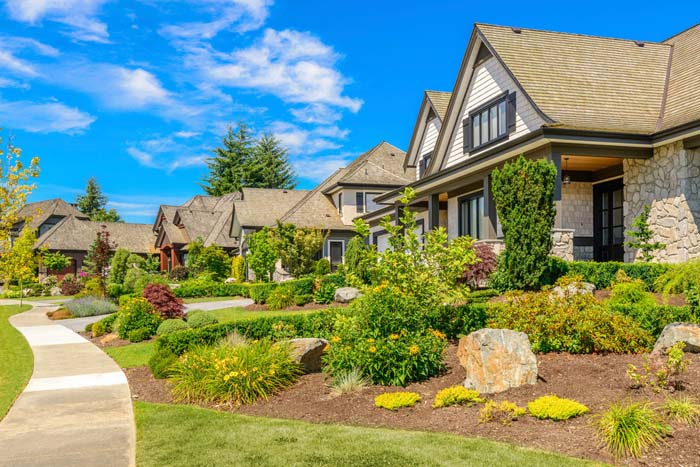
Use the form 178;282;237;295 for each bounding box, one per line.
328;240;344;271
593;179;624;262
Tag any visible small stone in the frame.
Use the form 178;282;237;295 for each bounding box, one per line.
289;338;328;373
652;323;700;355
334;287;362;303
224;277;237;284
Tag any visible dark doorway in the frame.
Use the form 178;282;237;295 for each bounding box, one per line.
594;178;624;262
328;240;344;271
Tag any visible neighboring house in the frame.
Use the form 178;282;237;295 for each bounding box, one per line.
153;193;241;272
12;198;87;239
366;23;700;264
277;141;412;269
34;216;156;275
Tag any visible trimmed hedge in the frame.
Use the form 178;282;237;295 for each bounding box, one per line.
172;277;315;304
565;261;670;290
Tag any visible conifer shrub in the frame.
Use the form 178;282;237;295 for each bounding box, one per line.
230;256;246;283
432;386;485;408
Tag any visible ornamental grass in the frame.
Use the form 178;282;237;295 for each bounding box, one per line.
594;401;671;459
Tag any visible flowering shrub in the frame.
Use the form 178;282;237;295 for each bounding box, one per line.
488;291;653;353
64;297;117;317
433;386;485;408
142;283;184;319
170;339;302;405
479;400;527;425
374;392;420;410
527;395;589;421
115;297;162;340
267;285;296;311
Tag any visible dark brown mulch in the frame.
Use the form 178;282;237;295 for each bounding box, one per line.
243;302;347;312
125;344;700;466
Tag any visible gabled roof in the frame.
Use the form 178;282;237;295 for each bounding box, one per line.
280;169;351;231
16;198;86;230
234;188;310;228
405;91;451;168
660;24;700;131
425;91;451;120
324;141;411;192
35;216;155;254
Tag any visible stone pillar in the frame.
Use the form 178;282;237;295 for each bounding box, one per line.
551;229;574;261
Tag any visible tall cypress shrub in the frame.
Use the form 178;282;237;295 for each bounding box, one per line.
491;155;557;290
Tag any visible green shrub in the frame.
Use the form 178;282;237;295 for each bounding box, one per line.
231;256;246;283
488;291;653;353
187;312;219;328
615;304;697;337
313;281;336;304
172;279;250;298
424;303;488;339
594;401;671;459
249;282;278;304
115;297;161;340
91;320;105;338
109;248;130;285
527;395;589;421
464;289;499;304
148;347;179;379
170;339;302;405
106;282;126;299
314;258;331;276
92;313;117;337
64;297;117;317
375;392;420;410
169;265;190;281
59;274;83;295
267;285;296;311
78;277;103;298
127;327;153;343
294;294;313;306
123;268;168;295
662;396;700;425
433;386;484;408
157;319;189;336
565;261;670;290
608;279;655;308
479;400;527;425
654;259;700;295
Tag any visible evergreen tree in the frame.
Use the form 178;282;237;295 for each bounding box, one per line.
76;178;122;222
246;134;296;189
201;124;254;195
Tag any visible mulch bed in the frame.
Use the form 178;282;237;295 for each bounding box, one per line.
125;344;700;466
243;302;348;312
79;331;156;348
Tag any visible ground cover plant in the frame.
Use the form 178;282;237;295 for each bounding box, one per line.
375;392;420;410
0;304;32;419
433;386;484;408
662;396;700;425
527;395;588;421
64;296;116;317
479;400;527;425
170;339;302;405
594;401;671;459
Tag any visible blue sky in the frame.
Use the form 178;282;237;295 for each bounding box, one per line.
0;0;696;222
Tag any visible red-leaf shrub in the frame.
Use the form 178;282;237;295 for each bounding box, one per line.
59;274;84;296
460;243;497;289
142;283;184;319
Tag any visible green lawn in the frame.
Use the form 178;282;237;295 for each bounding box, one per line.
105;342;156;368
135;402;604;467
193;306;319;323
0;304;32;420
182;296;242;304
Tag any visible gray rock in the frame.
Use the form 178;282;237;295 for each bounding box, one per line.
457;328;538;394
652;322;700;355
551;282;596;298
224;277;237;284
334;287;362;303
289;338;328;373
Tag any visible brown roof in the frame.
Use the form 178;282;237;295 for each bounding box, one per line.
35;216;156;254
660;25;700;131
477;23;671;134
280;169;351;231
234;188;310;228
325;142;412;192
16;199;86;230
425;91;451;120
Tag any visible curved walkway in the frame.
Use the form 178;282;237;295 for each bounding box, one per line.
0;302;135;467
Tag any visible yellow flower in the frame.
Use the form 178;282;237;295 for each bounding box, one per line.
431;329;446;340
331;336;341;343
269;369;276;375
367;338;375;343
389;334;400;340
231;371;239;378
368;346;377;353
409;345;420;355
223;374;230;382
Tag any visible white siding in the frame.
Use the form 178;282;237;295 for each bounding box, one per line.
445;57;544;168
415;117;441;179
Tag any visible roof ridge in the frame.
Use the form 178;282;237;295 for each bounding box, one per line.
475;22;672;47
661;23;700;43
656;44;675;131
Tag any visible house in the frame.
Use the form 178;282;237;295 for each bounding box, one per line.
275;141;412;269
12;198;87;238
33;216;156;275
365;23;700;264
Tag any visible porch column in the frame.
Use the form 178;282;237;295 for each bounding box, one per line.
428;194;440;231
482;175;498;239
170;248;179;269
549;149;564;228
160;249;168;272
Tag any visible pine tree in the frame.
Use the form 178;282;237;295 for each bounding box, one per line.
201;124;254;196
246;134;297;189
76;178;122;222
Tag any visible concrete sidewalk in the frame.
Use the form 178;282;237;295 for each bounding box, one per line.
0;303;135;467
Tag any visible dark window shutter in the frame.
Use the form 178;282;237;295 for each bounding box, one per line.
356;192;364;213
506;92;516;134
463;117;472;153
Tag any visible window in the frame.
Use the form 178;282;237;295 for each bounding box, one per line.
365;192;382;213
356;192;365;214
463;93;515;153
338;193;343;215
418;153;432;178
458;193;484;239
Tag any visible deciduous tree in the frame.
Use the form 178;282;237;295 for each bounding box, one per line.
83;228;116;296
0;226;38;303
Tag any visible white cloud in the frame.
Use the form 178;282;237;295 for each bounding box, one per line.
290;104;342;125
126;133;209;172
292;152;356;183
268;121;346;155
0;98;95;134
174;131;200;138
5;0;110;43
0;50;38;76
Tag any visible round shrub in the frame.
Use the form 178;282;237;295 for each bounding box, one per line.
157;319;189;336
115;297;162;340
169;265;190;281
433;386;485;408
294;294;313;307
187;312;219;328
127;327;152;343
59;274;83;296
142;283;184;319
91;321;105;338
148;347;178;379
170;339;302;405
527;395;589;421
314;258;331;276
375;392;420;410
267;285;295;311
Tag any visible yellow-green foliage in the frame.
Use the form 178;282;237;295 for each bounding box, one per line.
594;401;671;459
231;256;246;283
479;400;527;425
375;392;420;411
527;395;589;421
432;386;484;408
663;396;700;425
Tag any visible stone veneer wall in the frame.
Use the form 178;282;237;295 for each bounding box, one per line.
558;182;594;261
551;229;574;261
624;141;700;263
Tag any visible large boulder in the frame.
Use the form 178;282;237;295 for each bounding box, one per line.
652;323;700;355
289;338;328;373
457;328;538;394
551;282;596;298
334;287;362;303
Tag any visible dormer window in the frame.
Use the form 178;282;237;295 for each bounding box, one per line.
463;92;516;153
418;152;432;178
